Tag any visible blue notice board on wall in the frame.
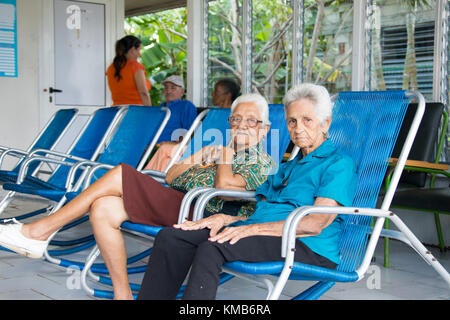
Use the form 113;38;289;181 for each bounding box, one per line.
0;0;17;77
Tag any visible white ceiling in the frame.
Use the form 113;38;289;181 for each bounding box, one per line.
125;0;187;17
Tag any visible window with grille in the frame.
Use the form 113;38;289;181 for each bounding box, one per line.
380;22;435;98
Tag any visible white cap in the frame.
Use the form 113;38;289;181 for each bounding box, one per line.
162;75;184;89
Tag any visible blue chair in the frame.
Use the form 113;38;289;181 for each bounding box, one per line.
147;104;291;181
0;106;170;256
32;106;170;263
266;104;292;169
74;107;230;298
0;108;78;184
0;107;121;218
178;103;293;223
126;103;290;230
189;90;450;299
146;107;229;180
79;104;295;299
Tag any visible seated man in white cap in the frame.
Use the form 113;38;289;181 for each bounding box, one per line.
156;75;197;144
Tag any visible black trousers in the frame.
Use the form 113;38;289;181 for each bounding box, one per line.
137;227;336;300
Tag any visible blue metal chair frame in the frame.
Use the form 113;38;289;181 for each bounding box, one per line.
0;108;79;185
35;106;171;263
143;107;228;182
79;104;295;299
78;107;232;299
187;90;450;299
37;107;207;272
0;107;121;219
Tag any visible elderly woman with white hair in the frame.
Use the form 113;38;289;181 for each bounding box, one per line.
0;93;275;300
137;83;358;300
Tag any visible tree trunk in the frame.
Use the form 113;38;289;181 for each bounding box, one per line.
403;10;418;91
305;0;325;82
371;4;386;90
230;0;242;75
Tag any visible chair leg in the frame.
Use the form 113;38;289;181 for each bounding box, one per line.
224;268;277;300
0;191;15;215
80;245;101;297
384;219;390;268
292;281;336;300
433;212;445;252
0;206;52;223
389;213;450;287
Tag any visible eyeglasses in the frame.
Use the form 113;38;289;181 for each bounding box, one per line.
228;116;263;128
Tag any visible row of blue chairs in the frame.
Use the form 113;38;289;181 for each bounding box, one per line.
0;103;290;273
0;106;170;217
80;92;450;300
1;92;449;300
77;104;294;298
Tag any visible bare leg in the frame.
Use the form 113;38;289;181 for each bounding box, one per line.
144;142;178;171
21;164;124;241
89;196;132;300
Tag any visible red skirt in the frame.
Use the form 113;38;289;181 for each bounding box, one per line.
121;163;192;227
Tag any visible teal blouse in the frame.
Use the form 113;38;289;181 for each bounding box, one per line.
231;139;357;265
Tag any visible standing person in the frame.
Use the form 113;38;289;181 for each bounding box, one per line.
144;78;240;171
136;83;358;300
106;35;152;106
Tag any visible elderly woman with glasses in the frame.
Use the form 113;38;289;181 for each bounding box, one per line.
137;83;358;300
0;93;275;300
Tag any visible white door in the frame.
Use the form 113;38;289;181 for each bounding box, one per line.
53;0;106;107
39;0;121;151
39;0;119;125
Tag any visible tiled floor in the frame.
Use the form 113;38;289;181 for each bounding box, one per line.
0;192;449;300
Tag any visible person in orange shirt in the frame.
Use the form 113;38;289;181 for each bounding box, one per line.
106;35;152;106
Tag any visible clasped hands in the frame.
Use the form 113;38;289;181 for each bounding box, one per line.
173;214;259;245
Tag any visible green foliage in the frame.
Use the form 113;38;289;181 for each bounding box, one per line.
125;0;352;104
125;9;187;105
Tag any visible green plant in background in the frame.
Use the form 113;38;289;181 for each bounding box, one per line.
125;9;187;106
125;0;352;104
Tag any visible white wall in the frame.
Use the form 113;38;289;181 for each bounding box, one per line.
0;0;124;170
0;0;41;170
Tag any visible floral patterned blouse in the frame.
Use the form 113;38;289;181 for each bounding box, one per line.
169;143;275;217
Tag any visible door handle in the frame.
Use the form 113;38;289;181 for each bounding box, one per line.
49;87;63;93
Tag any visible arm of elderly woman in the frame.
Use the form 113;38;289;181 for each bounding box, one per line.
174;197;339;244
165;162;194;185
164;145;214;184
214;146;247;190
208;197;339;245
165;145;248;192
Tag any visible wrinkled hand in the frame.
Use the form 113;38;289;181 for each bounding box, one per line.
203;145;223;165
173;214;228;238
209;224;260;245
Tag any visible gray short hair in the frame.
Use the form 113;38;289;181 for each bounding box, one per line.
283;83;332;124
231;93;271;125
